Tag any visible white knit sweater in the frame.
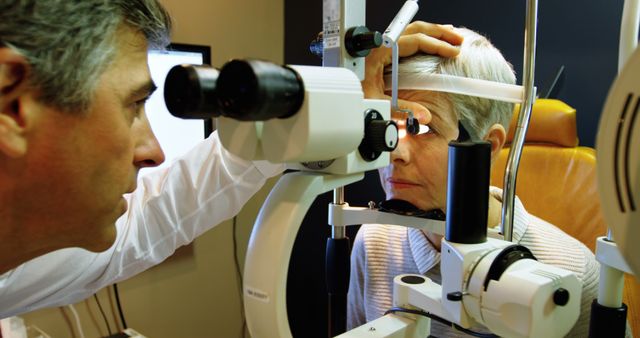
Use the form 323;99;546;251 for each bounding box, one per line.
347;187;602;338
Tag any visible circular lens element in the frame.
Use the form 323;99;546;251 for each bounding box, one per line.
216;59;304;121
164;64;220;119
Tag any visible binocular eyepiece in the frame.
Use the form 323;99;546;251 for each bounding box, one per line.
164;59;305;121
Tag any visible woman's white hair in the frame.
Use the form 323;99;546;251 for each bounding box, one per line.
390;27;516;138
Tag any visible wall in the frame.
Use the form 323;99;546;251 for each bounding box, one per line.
161;0;283;67
21;0;283;337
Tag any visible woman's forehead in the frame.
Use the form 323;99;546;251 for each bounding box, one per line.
397;90;456;125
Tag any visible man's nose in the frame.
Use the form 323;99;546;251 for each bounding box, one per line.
133;112;165;168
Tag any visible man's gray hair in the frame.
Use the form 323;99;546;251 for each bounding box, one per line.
393;28;516;138
0;0;171;112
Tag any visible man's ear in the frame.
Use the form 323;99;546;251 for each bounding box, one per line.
0;47;30;158
484;123;506;162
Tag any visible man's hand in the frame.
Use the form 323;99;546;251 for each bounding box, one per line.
362;21;463;120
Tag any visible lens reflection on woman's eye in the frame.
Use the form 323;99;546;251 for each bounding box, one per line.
396;120;432;139
415;124;431;135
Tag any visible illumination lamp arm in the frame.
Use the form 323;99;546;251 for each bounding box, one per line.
501;0;538;242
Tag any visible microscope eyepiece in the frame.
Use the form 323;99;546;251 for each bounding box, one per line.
164;60;305;122
217;59;304;121
164;64;220;119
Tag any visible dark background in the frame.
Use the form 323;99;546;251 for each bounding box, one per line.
284;1;627;337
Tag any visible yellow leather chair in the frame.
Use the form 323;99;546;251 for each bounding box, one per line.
490;98;639;336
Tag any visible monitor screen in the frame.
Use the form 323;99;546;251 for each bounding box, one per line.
140;43;212;176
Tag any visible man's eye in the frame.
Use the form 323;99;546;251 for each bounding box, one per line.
131;97;150;115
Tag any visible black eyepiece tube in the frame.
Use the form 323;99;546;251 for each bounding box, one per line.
164;64;220;119
445;141;491;244
216;59;304;121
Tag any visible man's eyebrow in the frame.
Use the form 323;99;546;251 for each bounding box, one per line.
125;80;157;101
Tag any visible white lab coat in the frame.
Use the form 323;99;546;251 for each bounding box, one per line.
0;132;283;318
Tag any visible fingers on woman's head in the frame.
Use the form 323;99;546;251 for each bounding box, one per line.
397;33;461;58
403;21;464;44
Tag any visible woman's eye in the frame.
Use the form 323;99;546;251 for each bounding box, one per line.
407;121;434;136
414;123;433;136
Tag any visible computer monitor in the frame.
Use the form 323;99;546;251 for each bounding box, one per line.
140;43;212;176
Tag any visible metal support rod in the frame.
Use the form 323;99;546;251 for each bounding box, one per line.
332;187;346;238
328;186;349;336
391;42;400;111
501;0;538;242
598;263;625;307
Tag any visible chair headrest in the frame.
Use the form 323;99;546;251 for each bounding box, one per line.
505;99;578;147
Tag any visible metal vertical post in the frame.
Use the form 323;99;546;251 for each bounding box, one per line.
501;0;538;242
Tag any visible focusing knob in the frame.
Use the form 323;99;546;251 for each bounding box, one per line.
358;109;398;161
553;288;570;306
367;120;398;152
345;26;383;57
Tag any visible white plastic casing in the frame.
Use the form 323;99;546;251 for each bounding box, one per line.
441;238;581;337
286;98;392;175
440;238;510;328
393;275;450;321
263;65;364;162
464;250;581;338
218;65;365;164
243;172;364;338
596;46;640;277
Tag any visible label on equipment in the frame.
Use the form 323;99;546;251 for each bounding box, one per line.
323;0;340;48
246;286;270;303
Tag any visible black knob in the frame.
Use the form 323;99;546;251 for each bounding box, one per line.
309;32;323;59
366;120;398;153
345;26;383;57
553;288;570;306
447;291;464;302
401;275;425;285
358;110;398;161
406;116;420;135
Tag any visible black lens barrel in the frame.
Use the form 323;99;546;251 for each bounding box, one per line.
164;64;220;119
217;59;304;121
164;60;304;121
